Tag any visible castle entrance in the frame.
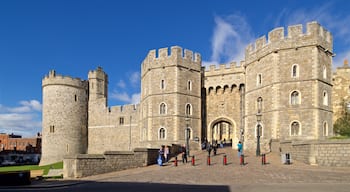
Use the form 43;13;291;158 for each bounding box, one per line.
209;119;235;146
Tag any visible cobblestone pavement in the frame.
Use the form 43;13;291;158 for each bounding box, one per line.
82;147;350;186
2;147;350;191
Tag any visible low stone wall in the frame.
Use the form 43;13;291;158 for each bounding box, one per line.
63;148;159;178
279;139;350;167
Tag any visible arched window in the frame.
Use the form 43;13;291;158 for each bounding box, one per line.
292;64;299;78
257;97;263;113
323;65;327;79
185;103;192;116
323;91;328;106
187;80;192;91
291;91;300;105
290;121;300;136
160;103;167;114
159;128;166;140
323;122;328;136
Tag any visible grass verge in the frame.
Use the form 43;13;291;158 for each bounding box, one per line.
0;161;63;175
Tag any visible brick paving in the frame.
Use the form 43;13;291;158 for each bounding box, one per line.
82;147;350;185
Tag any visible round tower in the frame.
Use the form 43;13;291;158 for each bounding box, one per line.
40;70;88;165
140;46;202;149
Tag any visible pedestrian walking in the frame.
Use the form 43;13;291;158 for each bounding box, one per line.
181;145;187;163
237;141;243;157
164;145;170;162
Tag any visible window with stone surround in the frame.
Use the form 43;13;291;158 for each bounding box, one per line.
159;128;166;140
323;65;327;79
323;91;328;106
49;125;55;133
290;121;301;136
160;103;167;114
185;103;192;116
323;121;328;136
161;79;165;89
119;117;124;125
291;64;299;78
257;73;262;86
187;80;192;91
290;91;300;105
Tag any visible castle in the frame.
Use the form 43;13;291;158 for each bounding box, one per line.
40;21;350;166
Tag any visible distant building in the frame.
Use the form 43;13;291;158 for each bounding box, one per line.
40;21;349;166
0;133;41;153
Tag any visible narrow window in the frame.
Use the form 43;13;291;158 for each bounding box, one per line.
187;80;192;91
323;122;328;136
159;128;166;140
291;91;300;105
292;64;299;78
119;117;124;125
74;95;77;101
291;121;300;136
185;104;192;116
257;74;262;86
161;80;165;89
323;91;328;106
323;65;327;79
160;103;167;114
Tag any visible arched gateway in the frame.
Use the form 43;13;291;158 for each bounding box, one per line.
208;117;238;147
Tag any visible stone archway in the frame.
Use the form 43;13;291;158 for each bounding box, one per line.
208;118;237;146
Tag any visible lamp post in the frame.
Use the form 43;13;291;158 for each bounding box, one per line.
256;112;262;156
185;117;190;157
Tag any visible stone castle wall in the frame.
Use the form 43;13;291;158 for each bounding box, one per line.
279;139;350;167
40;70;88;165
332;61;350;122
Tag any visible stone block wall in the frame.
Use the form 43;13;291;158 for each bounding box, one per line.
63;148;159;178
279;139;350;167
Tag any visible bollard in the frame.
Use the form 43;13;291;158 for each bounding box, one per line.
207;155;211;166
191;156;195;166
261;154;266;165
240;154;244;166
223;155;227;165
174;156;178;167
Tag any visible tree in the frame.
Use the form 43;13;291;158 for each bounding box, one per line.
333;100;350;136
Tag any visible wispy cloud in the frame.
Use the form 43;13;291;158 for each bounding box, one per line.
0;100;42;137
110;71;140;105
272;2;350;68
110;91;140;104
203;14;254;69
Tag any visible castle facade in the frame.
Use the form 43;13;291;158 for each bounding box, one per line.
40;21;349;165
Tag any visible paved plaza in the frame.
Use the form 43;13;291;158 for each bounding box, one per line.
2;147;350;191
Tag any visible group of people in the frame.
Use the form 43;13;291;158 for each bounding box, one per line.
158;145;170;166
157;140;244;166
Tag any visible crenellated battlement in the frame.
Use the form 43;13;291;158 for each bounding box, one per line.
108;104;139;114
141;46;202;75
42;70;88;89
204;61;245;76
245;21;333;62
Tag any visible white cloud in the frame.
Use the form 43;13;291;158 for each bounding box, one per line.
203;14;254;69
110;91;140;104
129;71;140;86
117;80;126;89
272;2;350;68
0;100;42;137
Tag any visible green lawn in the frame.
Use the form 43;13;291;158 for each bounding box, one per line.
0;161;63;175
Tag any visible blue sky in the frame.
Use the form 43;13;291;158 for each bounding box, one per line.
1;0;350;137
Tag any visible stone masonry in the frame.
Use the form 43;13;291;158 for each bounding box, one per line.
41;21;350;167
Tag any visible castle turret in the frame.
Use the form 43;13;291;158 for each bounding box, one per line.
40;70;88;165
140;46;202;148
